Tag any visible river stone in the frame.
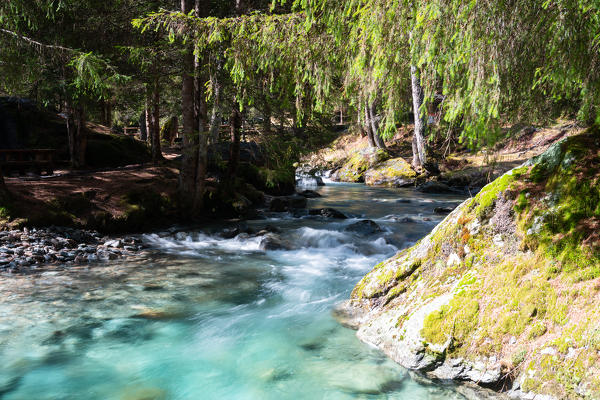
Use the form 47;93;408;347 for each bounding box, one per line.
298;190;321;198
259;233;293;251
308;208;347;219
417;181;457;194
433;206;455;214
270;195;308;212
345;220;383;235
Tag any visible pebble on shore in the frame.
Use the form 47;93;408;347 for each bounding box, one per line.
0;227;146;272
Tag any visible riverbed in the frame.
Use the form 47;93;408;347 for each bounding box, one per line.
0;183;468;399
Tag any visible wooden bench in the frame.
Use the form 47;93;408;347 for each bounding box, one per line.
123;127;140;138
0;149;55;176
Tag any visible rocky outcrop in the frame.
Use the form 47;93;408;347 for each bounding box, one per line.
344;132;600;399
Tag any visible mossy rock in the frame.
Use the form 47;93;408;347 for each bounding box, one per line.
364;157;416;187
348;130;600;399
336;148;390;183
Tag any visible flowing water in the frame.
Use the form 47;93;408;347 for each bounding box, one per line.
0;183;468;400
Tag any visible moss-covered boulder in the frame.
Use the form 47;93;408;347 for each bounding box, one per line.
364;157;416;187
345;131;600;399
335;148;390;183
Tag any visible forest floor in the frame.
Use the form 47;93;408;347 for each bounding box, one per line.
2;163;181;232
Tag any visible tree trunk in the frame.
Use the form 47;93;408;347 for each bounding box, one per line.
357;108;366;137
364;104;376;147
227;105;242;178
67;111;76;166
411;65;427;169
226;0;245;180
145;108;152;143
262;93;272;135
151;79;162;165
76;109;87;167
193;0;209;212
180;0;197;200
67;107;86;168
139;111;147;142
0;166;9;201
208;67;221;145
368;100;387;149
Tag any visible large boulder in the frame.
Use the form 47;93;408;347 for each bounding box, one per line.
334;147;390;183
364;157;417;187
345;132;600;400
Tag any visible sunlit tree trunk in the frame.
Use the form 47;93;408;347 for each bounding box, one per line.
227;105;242;178
411;65;427;169
208;53;222;145
369;99;387;150
364;104;376;147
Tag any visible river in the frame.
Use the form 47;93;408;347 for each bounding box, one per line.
0;182;468;399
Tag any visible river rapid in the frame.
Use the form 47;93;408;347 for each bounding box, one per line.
0;182;468;400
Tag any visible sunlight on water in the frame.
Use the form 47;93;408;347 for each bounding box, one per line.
0;183;467;399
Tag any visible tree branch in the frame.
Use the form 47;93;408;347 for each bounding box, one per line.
0;28;76;53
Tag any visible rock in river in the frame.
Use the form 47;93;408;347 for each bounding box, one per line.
308;208;347;219
345;220;383;235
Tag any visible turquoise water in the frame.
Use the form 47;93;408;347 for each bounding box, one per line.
0;183;467;400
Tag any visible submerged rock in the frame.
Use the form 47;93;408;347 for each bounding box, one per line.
345;220;383;235
346;132;600;400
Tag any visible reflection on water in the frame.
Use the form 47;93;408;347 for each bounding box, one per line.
0;183;467;399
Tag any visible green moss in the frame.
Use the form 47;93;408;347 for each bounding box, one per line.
515;133;600;279
421;291;480;349
471;165;527;219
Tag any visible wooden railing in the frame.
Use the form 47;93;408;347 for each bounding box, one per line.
0;149;55;176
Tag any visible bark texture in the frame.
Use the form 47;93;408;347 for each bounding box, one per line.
411;65;427;169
